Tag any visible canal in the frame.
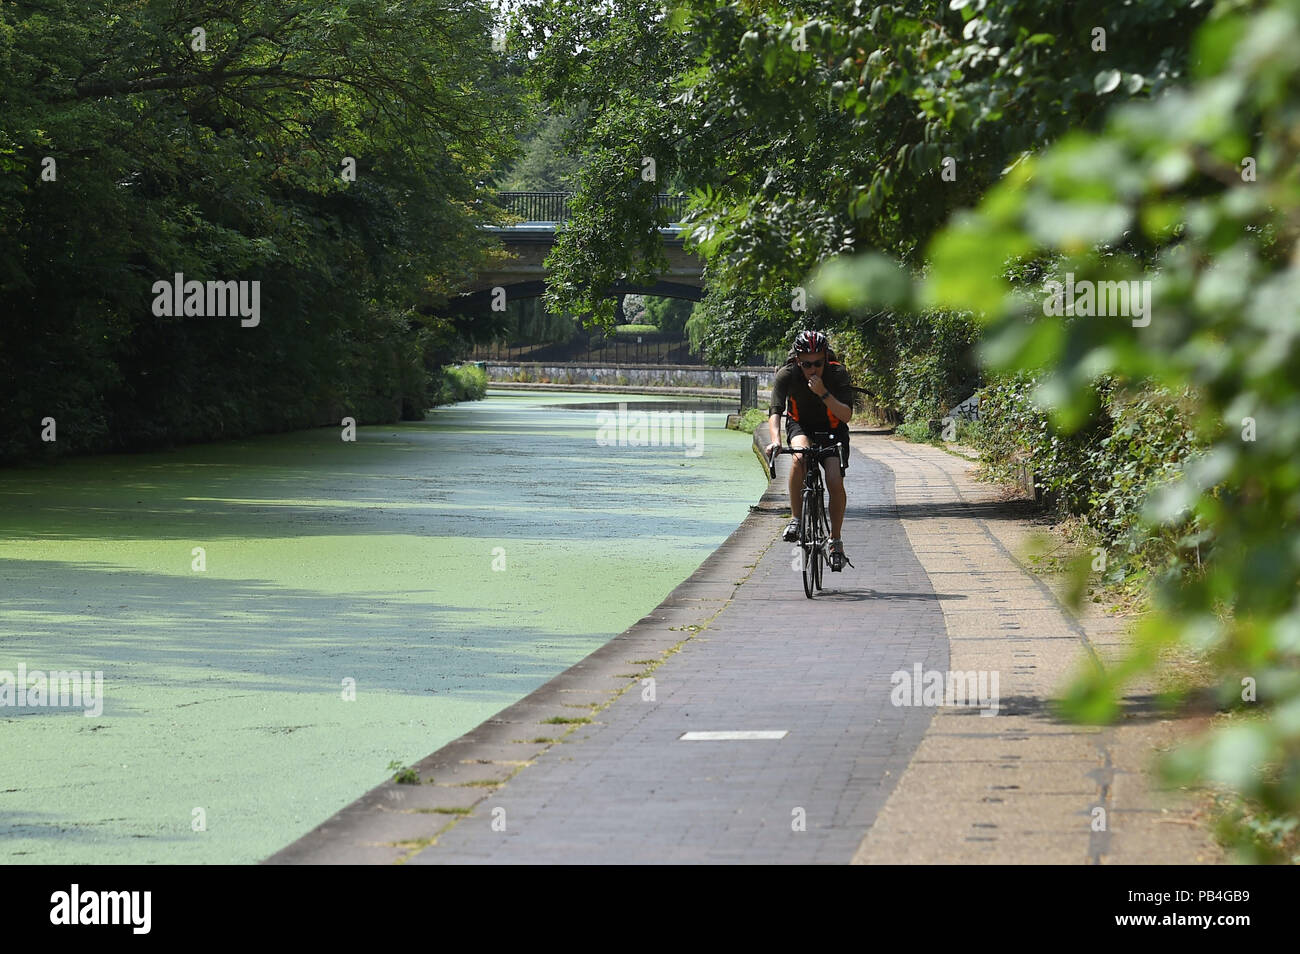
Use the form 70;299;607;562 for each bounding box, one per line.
0;389;765;863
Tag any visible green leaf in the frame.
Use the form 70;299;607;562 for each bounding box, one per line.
978;319;1065;372
1094;69;1122;95
810;253;914;311
1023;201;1131;249
1205;725;1271;793
665;4;691;35
923;214;1031;316
1193;13;1248;79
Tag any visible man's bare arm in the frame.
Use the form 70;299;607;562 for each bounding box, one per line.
820;393;852;423
807;374;852;424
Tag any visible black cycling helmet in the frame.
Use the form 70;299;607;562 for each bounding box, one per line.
792;330;829;354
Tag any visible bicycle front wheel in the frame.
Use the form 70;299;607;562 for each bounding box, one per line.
801;488;817;599
812;485;827;591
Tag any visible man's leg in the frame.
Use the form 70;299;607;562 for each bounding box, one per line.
823;455;846;539
786;433;811;519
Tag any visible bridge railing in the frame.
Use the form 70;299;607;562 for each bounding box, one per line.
469;334;783;368
496;192;688;224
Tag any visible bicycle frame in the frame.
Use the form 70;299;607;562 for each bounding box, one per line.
766;416;844;599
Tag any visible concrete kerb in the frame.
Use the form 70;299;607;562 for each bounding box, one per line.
263;465;790;864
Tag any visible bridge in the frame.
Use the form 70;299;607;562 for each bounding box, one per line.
444;192;705;316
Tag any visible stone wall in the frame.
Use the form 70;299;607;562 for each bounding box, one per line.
487;363;777;389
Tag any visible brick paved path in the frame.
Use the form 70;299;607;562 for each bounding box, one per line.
849;438;1220;864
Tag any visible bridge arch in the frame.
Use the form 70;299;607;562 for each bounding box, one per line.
434;194;705;319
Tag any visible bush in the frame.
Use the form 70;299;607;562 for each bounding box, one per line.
1088;386;1204;569
644;296;695;336
832;310;979;427
969;373;1207;585
735;407;768;434
895;418;938;443
434;363;488;406
972;373;1107;513
621;294;648;324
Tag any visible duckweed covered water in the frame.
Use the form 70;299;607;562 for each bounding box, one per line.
0;390;764;863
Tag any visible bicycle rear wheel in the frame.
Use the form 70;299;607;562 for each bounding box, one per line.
801;488;817;599
811;484;826;591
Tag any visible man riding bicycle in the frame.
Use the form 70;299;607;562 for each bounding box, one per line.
764;330;855;571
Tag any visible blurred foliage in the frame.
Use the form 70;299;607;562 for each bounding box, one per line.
823;0;1300;851
1212;790;1300;864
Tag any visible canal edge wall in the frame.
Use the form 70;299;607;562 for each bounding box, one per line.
264;453;789;863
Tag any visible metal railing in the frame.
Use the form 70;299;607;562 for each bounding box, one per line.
496;192;688;223
469;336;782;367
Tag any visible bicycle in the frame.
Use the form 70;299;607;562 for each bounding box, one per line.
766;422;846;599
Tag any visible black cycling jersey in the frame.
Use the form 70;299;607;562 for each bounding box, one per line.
768;359;855;434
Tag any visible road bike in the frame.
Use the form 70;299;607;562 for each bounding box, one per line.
767;424;846;599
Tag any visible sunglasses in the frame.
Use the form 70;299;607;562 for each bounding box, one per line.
799;359;824;369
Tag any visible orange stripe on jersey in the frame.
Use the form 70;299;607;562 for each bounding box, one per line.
826;361;843;427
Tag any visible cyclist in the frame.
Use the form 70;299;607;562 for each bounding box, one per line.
764;330;855;571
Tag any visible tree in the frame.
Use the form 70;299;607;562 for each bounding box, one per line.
822;0;1300;859
643;295;694;336
508;0;1204;368
0;0;526;459
495;108;585;191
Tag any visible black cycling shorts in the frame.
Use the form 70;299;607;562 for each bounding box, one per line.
786;420;849;473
